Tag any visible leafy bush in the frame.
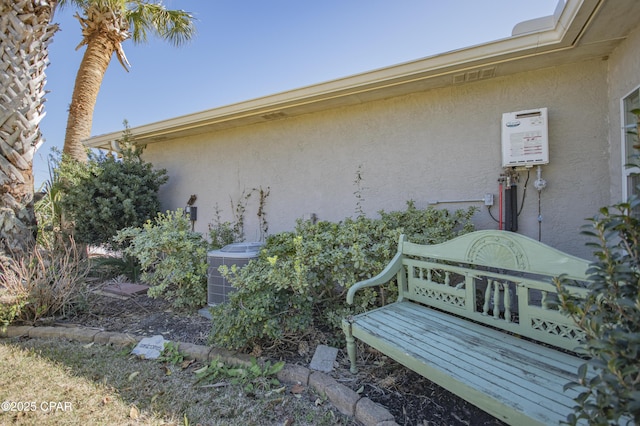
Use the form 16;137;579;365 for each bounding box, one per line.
207;246;316;351
208;187;271;249
208;206;239;250
0;239;90;328
555;107;640;425
209;203;476;351
556;198;640;425
53;129;168;249
116;209;208;310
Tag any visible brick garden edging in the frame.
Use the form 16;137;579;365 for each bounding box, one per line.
1;325;398;426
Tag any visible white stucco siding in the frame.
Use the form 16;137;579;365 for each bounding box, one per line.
607;24;640;203
143;58;609;258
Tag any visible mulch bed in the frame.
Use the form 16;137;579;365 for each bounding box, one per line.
48;290;504;426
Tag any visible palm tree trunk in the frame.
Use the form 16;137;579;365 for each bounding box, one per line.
63;13;120;163
0;0;57;260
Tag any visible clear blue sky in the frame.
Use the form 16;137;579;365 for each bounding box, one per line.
35;0;559;187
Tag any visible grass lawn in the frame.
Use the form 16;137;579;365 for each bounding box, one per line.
0;338;355;425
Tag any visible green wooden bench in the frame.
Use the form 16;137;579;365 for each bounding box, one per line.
343;230;591;426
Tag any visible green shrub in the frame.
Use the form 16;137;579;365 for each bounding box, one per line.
556;198;640;425
207;241;317;351
208;206;239;250
378;200;477;244
555;107;640;425
116;210;208;310
209;203;476;351
53;126;168;249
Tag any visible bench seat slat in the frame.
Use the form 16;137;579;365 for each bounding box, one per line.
362;303;582;396
354;304;580;408
392;302;584;381
351;301;583;425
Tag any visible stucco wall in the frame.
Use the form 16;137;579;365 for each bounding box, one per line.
607;24;640;203
143;59;609;258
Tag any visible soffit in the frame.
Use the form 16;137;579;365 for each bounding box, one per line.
85;0;639;148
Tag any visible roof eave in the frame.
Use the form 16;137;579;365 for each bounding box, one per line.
83;0;597;149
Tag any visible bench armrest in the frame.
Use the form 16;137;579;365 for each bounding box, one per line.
346;251;404;305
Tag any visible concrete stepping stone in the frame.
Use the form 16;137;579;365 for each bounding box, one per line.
310;344;338;373
131;335;167;359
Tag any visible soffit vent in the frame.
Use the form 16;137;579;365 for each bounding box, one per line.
261;111;288;120
453;66;496;84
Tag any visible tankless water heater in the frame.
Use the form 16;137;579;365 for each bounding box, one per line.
501;108;549;168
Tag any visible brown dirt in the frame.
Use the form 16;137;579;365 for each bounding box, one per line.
50;290;505;426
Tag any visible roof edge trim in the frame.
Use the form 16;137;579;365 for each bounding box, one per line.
84;0;591;149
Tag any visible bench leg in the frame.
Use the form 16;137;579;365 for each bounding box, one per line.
342;319;358;374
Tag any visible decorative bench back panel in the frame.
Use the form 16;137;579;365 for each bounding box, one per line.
396;230;591;352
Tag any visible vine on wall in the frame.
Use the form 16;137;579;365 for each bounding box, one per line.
210;186;271;245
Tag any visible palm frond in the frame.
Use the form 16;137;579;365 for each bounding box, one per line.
127;2;196;46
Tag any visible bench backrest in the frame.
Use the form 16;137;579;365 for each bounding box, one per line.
396;230;591;352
